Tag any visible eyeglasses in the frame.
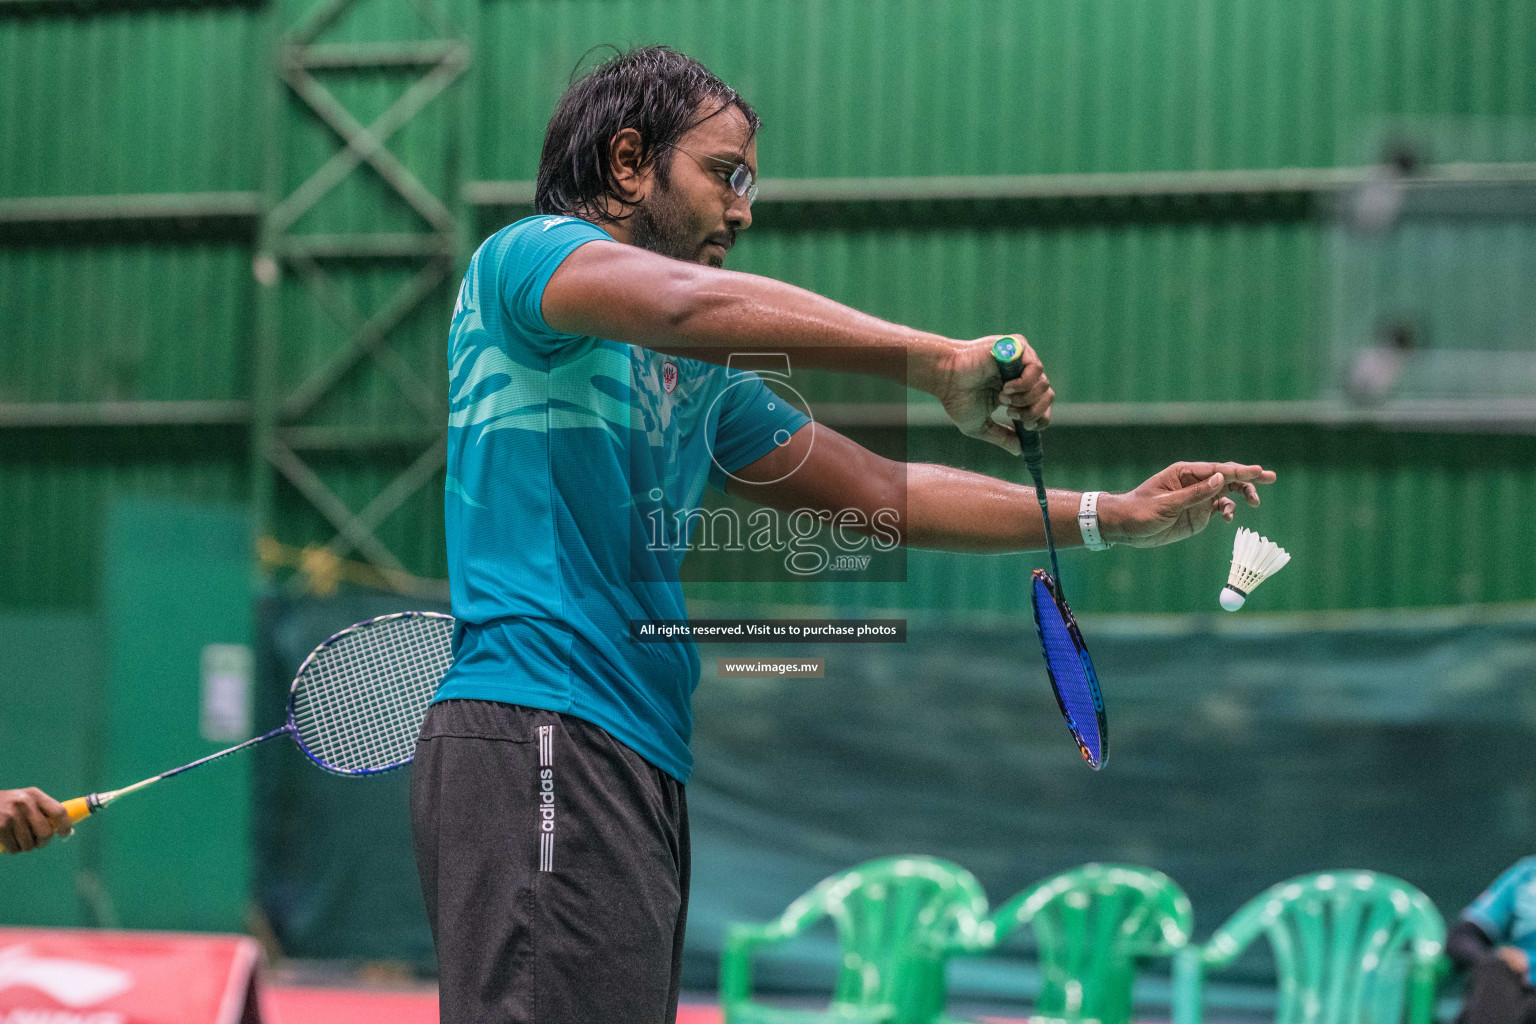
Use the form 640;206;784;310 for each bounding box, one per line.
669;145;758;205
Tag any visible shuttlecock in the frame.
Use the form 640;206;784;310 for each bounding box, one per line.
1220;527;1290;611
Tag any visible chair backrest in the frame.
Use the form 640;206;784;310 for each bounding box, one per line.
989;863;1194;1024
1199;871;1446;1024
775;855;989;1023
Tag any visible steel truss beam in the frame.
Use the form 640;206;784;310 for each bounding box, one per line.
9;162;1536;231
249;0;465;598
0;192;262;225
464;161;1536;209
3;399;1534;434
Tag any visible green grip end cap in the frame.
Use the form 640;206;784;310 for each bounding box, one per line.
991;335;1025;381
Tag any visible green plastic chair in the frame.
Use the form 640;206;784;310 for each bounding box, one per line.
720;855;990;1024
1172;871;1446;1024
982;863;1194;1024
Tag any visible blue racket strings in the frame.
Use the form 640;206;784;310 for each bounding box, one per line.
1031;572;1107;768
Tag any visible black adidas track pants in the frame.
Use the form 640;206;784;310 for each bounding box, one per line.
411;699;689;1024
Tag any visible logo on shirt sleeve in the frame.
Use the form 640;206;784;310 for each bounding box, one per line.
705;353;813;486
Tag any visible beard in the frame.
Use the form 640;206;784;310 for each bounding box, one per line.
629;180;717;266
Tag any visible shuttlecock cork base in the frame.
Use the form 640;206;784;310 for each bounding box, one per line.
1221;527;1290;611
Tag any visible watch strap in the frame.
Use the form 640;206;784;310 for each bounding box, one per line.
1079;490;1112;551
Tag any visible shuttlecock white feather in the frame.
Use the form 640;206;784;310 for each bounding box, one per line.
1220;527;1290;611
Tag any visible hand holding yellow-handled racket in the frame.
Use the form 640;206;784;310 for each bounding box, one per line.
8;611;454;851
0;787;75;853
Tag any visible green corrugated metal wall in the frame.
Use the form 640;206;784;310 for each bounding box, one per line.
0;242;253;402
0;432;247;609
0;9;265;196
477;0;1536;177
3;0;1535;614
729;223;1325;403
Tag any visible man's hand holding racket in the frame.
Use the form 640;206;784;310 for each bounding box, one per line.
1097;462;1278;548
0;787;72;853
928;334;1055;454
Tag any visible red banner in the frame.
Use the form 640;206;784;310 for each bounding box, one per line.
0;928;260;1024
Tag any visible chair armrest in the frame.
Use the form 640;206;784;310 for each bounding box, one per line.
1172;946;1206;1024
940;916;997;958
720;921;788;1005
1407;953;1448;1024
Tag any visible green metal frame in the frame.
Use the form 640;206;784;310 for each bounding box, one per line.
984;863;1194;1024
1172;871;1446;1024
460;162;1536;208
249;0;467;598
720;855;990;1024
10;162;1534;228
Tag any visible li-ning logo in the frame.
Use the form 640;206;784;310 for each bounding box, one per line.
662;360;679;394
537;725;555;872
0;945;135;1008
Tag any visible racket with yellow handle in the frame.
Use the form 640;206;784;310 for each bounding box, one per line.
51;611;453;829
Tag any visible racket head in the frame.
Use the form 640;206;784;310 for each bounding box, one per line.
1030;570;1107;770
286;611;455;775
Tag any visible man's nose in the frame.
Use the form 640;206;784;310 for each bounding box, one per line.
726;193;752;231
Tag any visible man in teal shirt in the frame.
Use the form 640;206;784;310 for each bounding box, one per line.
411;44;1276;1024
1450;858;1536;1024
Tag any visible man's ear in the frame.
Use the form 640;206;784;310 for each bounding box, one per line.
608;128;648;205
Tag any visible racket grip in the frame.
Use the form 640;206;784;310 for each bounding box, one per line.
990;335;1045;450
1017;428;1044;470
63;795;97;823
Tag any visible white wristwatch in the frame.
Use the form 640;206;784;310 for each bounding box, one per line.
1078;491;1112;551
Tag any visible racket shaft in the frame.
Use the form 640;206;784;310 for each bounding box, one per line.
61;726;289;821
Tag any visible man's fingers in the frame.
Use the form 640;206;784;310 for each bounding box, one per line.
1173;462;1274;484
1231;481;1261;506
1160;471;1225;511
1212;463;1276;483
1001;363;1044;391
36;789;72;836
46;804;73;838
1006;383;1055;421
8;813;35;852
984;421;1022;455
1002;376;1050;407
1215;496;1237;521
22;799;55;848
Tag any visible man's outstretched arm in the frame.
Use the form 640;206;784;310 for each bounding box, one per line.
725;424;1277;551
541;238;1053;453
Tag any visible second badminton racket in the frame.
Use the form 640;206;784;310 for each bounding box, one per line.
59;610;454;825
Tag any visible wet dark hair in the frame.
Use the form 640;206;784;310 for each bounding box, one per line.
534;45;760;220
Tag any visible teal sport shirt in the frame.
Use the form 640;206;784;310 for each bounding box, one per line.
1465;856;1536;982
434;215;810;782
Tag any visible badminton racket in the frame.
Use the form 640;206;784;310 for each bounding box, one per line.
992;336;1108;769
59;610;453;826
